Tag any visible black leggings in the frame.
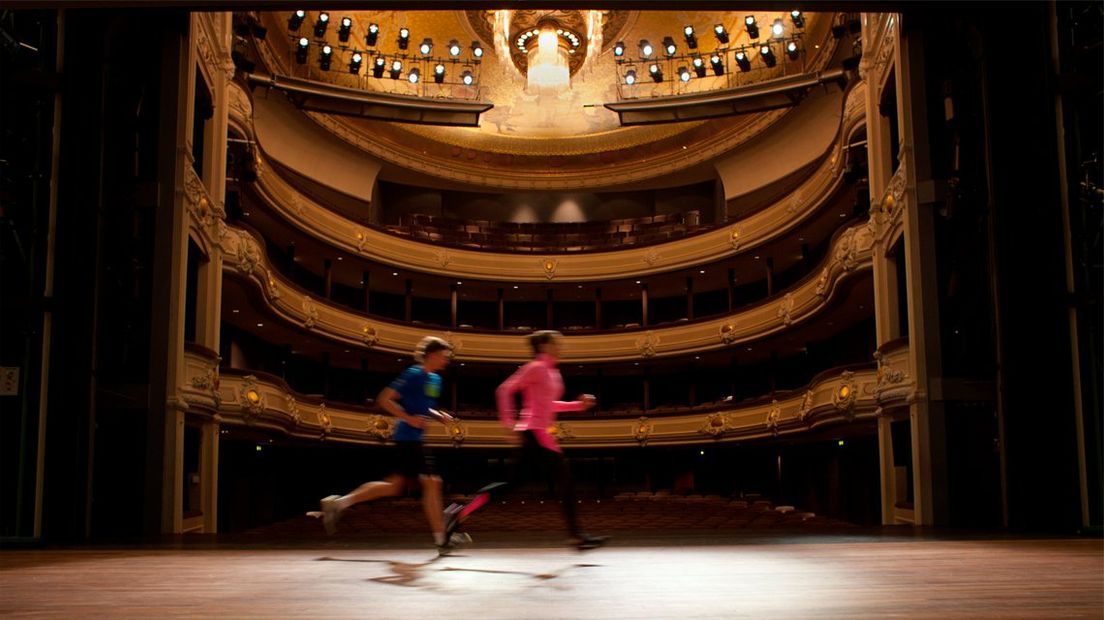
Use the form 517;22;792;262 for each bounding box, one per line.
458;430;580;537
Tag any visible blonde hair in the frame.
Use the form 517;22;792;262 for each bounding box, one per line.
413;336;452;363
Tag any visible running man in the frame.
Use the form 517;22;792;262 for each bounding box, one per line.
318;336;470;553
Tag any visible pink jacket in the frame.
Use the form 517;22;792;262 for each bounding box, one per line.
496;354;582;453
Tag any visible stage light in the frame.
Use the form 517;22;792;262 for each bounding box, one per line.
714;24;729;44
613;40;626;57
470;41;484;57
624;69;637;85
692;55;707;77
760;43;776;67
366;23;379;46
372;56;385;78
678;66;691;82
407;67;420;83
683;26;697;49
319;44;332;70
338;16;352;42
786;40;800;60
419;38;433;55
349;51;362;74
295;37;309;64
649;63;663;82
745;15;759;39
710;53;725;75
662;36;677;57
448;39;461;57
398;28;410;50
288;10;305;32
434;63;446;83
389;58;402;79
313;12;329;38
639;39;653;58
791;10;805;28
734;50;751;72
771;18;785;38
461;69;474;85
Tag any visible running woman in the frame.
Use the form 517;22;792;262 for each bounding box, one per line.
443;330;607;550
318;336;469;553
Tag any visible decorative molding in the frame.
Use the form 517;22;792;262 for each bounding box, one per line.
643;248;660;267
360;324;380;347
633;416;653;445
541;257;558;279
700;413;730;437
765;400;782;434
239;375;266;420
366;414;392;440
446;419;467;445
435;249;453;268
548;421;575;441
833;370;858;421
729;227;741;251
798;389;815;421
221;221;873;363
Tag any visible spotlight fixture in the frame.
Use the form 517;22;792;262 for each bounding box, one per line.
470;41;484;57
419;38;433;55
295;36;309;64
786;40;800;60
745;15;759;39
613;40;626;57
365;23;379;46
677;65;691;82
287;10;305;32
790;10;805;28
662;36;677;57
734;50;751;71
771;18;785;38
639;39;654;58
313;12;329;38
760;43;776;67
461;69;474;85
434;63;446;83
338;16;352;42
713;24;729;44
683;25;697;49
624;69;637;85
372;55;385;78
710;53;725;75
447;39;461;57
349;51;362;74
692;55;707;77
389;58;402;79
407;67;420;83
398;28;410;50
649;63;663;82
319;44;332;70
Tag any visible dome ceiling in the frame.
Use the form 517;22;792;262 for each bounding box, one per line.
254;9;839;189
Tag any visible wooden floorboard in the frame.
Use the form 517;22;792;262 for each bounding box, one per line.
1;536;1101;619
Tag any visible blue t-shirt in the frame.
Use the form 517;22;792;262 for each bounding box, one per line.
388;365;442;442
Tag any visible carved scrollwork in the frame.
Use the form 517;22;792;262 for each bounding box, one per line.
541;257;558;279
318;403;332;433
719;323;739;345
446;419;467;445
360;324;380;347
777;293;796;326
643;249;660;266
765;400;782;434
548;421;575;441
265;270;281;300
239;375;266;420
729;227;741;251
435;249;453;268
798;389;815;421
814;268;831;297
833;370;858;421
633;416;653;445
834;227;859;271
365;414;392;440
286;395;301;425
700;413;729;437
355;231;369;253
302;297;320;329
636;331;659;357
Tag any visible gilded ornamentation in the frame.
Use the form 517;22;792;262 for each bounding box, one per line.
302;297;320;329
366;415;392;440
833;370;858;420
882;165;906;216
286;395;301;425
719;323;739;345
636;331;659;357
700;413;729;437
874;350;907;388
541;258;558;279
814;268;831;297
766;400;782;434
643;249;660;266
786;189;804;215
265;271;281;300
729;227;741;250
355;231;369;253
318;403;332;433
777;293;796;327
834;227;858;271
435;249;453;268
446;419;467;445
798;389;815;421
547;421;574;440
239;375;265;419
633;416;653;445
361;324;379;347
442;331;463;354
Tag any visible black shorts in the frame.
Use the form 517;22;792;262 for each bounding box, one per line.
393;441;435;479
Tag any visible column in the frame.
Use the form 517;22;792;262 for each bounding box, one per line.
200;419;219;532
323;258;333;299
450;284;458;328
641;283;649;327
362;270;371;314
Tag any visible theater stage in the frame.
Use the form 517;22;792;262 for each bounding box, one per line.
2;533;1100;619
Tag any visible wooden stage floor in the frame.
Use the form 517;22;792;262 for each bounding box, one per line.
2;532;1101;619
